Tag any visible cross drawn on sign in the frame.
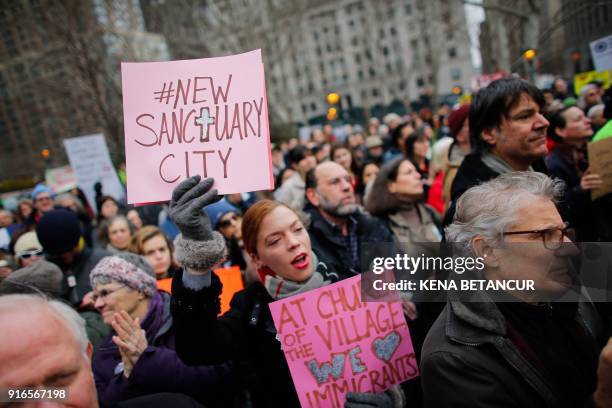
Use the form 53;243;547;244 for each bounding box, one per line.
195;108;216;141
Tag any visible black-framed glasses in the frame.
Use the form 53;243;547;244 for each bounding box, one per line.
503;221;575;249
92;285;128;303
218;214;239;228
17;249;44;259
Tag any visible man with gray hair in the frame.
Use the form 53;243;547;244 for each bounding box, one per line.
579;84;603;112
304;161;392;279
588;104;606;133
421;172;612;407
0;294;99;407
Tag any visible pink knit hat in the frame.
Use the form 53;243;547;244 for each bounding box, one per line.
90;253;157;297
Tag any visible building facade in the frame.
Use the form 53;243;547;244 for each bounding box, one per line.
143;0;475;125
1;0;474;181
0;0;168;181
479;0;612;79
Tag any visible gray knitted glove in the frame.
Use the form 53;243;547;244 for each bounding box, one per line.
344;392;393;408
169;176;220;241
169;176;226;271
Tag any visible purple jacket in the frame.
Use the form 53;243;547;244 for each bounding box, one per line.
92;291;234;407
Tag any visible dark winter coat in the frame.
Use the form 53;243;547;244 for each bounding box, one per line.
546;148;612;242
57;247;113;306
93;291;233;408
305;206;394;280
170;264;337;408
421;289;603;408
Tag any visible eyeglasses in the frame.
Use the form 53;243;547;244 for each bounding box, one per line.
92;285;128;303
35;195;52;203
503;221;575;249
17;249;44;259
218;214;239;228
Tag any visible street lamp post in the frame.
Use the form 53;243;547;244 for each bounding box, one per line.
522;49;537;83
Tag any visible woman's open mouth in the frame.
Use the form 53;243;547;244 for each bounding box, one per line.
291;253;310;269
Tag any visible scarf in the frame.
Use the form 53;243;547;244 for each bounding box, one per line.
481;151;533;175
258;252;332;300
388;202;441;243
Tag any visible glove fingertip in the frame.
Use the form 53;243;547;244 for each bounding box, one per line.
210;189;223;202
201;177;214;186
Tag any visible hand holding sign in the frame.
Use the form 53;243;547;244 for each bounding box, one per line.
344;391;394;408
587;138;612;200
169;176;220;241
580;171;603;191
169;175;227;273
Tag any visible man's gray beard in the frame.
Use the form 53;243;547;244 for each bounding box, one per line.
319;194;358;217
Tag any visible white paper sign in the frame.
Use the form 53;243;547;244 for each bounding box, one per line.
590;34;612;71
63;134;125;214
45;165;78;194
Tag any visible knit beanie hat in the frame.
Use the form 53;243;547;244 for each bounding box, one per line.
447;104;471;138
90;252;157;298
0;260;63;297
36;209;82;255
31;184;54;201
203;199;240;230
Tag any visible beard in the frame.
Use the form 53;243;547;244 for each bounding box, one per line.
318;193;358;217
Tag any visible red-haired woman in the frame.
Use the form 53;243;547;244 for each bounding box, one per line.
168;177;402;408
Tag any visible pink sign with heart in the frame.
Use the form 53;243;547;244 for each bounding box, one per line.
269;275;419;408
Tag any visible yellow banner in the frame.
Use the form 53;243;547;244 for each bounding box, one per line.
573;70;610;95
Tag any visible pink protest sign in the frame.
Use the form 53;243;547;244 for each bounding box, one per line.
121;49;274;205
269;275;418;408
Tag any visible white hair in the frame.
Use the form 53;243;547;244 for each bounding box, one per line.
578;84;598;109
587;104;604;119
54;193;85;213
0;294;89;359
445;172;565;253
431;137;453;174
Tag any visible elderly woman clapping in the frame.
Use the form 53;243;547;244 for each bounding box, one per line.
90;252;233;407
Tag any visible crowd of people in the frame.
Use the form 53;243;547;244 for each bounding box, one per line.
0;75;612;407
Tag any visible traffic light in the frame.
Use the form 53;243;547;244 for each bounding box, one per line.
326;92;340;105
326;107;338;121
41;148;50;159
325;92;340;121
522;49;536;61
452;86;463;95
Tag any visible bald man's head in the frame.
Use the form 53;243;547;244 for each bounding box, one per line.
0;209;13;228
0;295;98;407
